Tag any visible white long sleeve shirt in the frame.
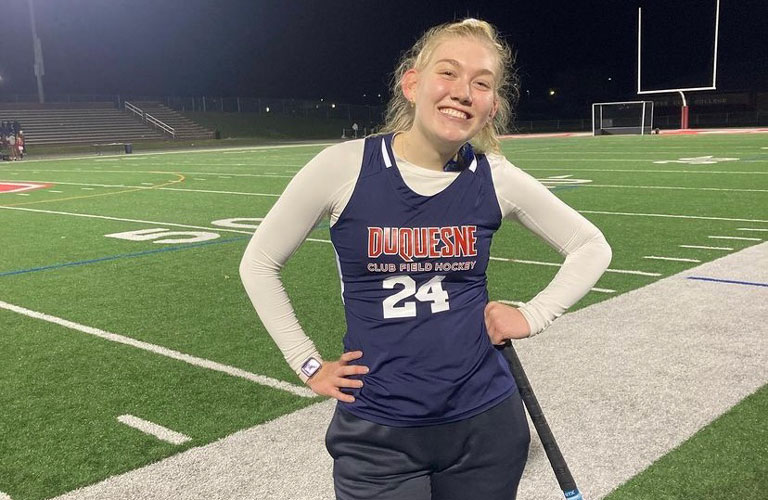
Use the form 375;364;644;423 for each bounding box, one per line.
240;139;612;381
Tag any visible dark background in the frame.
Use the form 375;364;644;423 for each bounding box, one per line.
1;0;765;117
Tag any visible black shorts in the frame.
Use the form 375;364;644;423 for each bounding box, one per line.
325;392;530;500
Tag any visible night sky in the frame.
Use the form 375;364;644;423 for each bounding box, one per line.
1;0;766;110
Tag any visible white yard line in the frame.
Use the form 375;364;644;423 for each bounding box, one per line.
737;227;768;232
604;268;662;277
489;256;561;267
709;235;763;241
169;171;293;177
0;300;315;398
0;206;253;234
524;168;768;175
158;187;279;197
489;256;661;277
117;415;192;445
679;245;732;251
13;142;335;165
0;206;329;245
7;181;281;199
590;287;616;293
586;184;768;193
580;210;768;224
644;256;701;263
4;169;293;179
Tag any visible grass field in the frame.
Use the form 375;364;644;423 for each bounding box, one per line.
0;132;766;500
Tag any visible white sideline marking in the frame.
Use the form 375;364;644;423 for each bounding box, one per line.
737;227;768;232
489;256;660;277
0;300;315;398
679;245;732;251
498;299;525;307
581;210;768;224
709;235;762;241
49;190;63;193
644;256;701;263
117;415;192;445
14;193;30;196
81;187;95;190
591;287;616;293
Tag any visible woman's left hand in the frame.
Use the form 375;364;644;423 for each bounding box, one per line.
484;301;531;344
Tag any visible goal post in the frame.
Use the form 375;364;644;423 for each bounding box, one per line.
637;0;720;129
592;101;654;136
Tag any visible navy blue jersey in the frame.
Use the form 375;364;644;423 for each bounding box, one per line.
330;133;517;427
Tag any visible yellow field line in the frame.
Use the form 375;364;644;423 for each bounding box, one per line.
0;172;185;207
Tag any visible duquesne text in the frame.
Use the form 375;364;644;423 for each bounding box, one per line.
367;226;477;263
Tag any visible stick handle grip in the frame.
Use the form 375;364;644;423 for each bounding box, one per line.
501;341;582;498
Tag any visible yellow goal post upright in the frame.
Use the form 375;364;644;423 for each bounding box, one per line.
637;0;721;129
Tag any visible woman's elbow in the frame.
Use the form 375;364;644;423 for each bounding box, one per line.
597;233;613;270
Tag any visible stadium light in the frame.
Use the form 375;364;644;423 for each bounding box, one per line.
331;103;336;108
266;107;270;112
549;89;556;96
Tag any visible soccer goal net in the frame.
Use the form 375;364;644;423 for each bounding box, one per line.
592;101;654;135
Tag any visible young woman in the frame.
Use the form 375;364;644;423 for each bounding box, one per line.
240;18;611;500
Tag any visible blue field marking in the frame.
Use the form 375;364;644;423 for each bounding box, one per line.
687;276;768;288
0;236;249;278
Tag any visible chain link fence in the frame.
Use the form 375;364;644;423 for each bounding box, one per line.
1;94;765;133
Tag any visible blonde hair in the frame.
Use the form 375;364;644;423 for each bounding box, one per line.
379;18;518;154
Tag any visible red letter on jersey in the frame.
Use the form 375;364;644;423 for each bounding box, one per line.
368;227;383;258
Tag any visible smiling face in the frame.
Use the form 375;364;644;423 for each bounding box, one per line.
403;36;500;152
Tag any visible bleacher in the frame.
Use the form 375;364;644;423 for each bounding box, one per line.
0;101;214;145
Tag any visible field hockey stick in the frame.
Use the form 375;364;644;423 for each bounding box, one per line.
502;340;584;500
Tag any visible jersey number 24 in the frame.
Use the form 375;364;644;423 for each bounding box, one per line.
382;275;449;319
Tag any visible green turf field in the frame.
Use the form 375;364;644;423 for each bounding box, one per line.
1;132;766;499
